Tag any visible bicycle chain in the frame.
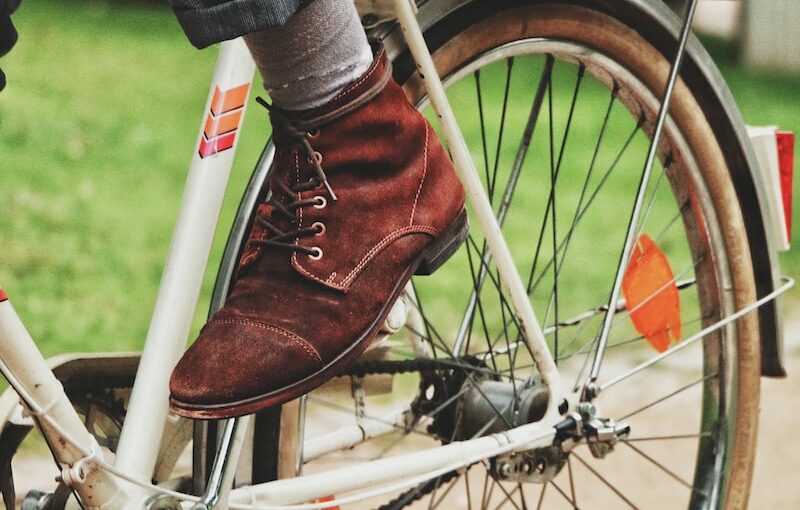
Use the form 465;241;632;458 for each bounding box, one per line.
333;357;482;510
336;355;485;378
374;468;464;510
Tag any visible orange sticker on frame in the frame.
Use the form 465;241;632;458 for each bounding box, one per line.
198;83;251;159
622;234;681;353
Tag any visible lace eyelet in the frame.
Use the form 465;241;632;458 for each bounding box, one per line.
313;196;327;209
306;128;320;139
311;221;326;236
308;177;323;189
311;151;323;164
308;247;323;260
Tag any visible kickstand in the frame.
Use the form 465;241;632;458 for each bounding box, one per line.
192;417;250;510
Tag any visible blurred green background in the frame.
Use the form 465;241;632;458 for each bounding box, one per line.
0;0;797;360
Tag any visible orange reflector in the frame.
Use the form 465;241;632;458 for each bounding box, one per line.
622;234;681;353
314;495;340;510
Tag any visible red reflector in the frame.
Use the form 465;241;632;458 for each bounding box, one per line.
622;235;681;353
0;288;6;302
777;131;794;242
313;495;340;510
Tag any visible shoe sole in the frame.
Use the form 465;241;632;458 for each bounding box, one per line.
170;209;470;419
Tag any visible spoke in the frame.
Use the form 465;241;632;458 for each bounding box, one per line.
489;58;515;202
612;264;700;328
557;314;705;366
452;55;554;357
429;475;460;510
524;63;560;296
426;473;447;510
600;278;790;392
527;117;643;295
475;70;493;198
635;152;674;241
541;85;617;347
619;372;717;420
573;452;639;509
548;69;560;363
567;458;577;507
464;236;535;363
535;483;547;510
518;483;529;510
466;239;501;373
622;440;699;493
491;482;522;510
404;284;459;358
482;466;496;510
465;469;474;510
549;480;578;509
653;207;684;243
626;432;711;442
306;397;431;442
555;85;618;271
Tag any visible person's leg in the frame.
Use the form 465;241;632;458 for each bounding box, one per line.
168;0;467;418
170;0;372;111
243;0;372;110
169;0;304;49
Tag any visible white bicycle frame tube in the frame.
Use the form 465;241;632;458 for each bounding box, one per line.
114;38;257;483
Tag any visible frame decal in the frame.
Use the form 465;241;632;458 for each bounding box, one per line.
198;83;251;158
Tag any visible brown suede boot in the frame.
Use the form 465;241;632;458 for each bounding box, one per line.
169;43;467;419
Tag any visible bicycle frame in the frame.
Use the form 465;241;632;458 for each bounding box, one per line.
0;0;792;508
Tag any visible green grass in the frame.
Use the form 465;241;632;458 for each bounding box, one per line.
0;0;798;368
1;0;264;356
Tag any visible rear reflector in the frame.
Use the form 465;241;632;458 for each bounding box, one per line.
747;126;792;251
0;288;6;302
777;131;794;242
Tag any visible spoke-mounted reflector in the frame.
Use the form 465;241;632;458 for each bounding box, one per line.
622;235;681;353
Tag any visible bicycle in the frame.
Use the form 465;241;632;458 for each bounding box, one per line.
0;0;795;508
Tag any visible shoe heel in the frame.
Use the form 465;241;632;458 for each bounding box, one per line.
416;209;469;276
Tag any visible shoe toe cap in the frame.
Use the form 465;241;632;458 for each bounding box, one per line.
169;317;323;407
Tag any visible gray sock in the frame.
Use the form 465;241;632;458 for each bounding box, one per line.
243;0;373;111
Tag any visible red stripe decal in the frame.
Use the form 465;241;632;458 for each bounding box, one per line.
199;131;238;158
198;83;250;159
0;288;7;302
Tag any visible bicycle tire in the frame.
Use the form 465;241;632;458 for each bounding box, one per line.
207;2;763;508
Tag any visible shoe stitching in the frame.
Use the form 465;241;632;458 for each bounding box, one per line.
295;150;302;233
340;225;439;287
211;318;323;363
293;225;438;290
409;126;429;226
290;152;305;273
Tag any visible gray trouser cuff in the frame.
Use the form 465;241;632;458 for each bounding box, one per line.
172;0;306;49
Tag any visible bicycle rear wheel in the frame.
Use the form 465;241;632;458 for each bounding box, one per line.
219;3;762;508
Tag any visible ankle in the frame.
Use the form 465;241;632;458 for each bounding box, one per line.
244;0;373;111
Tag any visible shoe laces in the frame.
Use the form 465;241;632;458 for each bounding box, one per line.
248;98;336;258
